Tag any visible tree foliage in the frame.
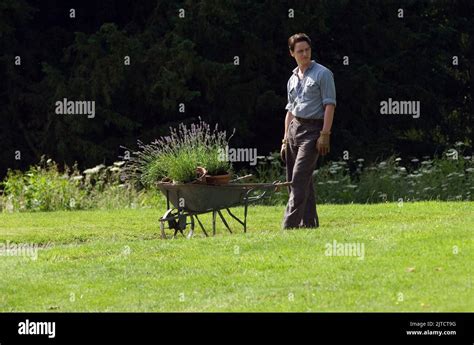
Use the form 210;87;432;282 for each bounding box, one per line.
1;0;472;177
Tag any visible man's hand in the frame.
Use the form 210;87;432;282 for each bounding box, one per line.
316;131;330;156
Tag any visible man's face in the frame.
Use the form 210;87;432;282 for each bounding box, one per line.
290;41;311;66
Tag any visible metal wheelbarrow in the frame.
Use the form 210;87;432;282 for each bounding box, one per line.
156;180;291;239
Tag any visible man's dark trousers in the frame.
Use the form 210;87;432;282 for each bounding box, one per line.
282;117;322;229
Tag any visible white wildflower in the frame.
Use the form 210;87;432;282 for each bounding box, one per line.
83;164;106;175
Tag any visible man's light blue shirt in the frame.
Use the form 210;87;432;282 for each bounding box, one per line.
285;60;336;119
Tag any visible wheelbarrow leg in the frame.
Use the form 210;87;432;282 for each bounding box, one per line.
244;201;248;233
160;220;166;239
187;216;195;239
217;210;232;234
226;208;245;233
194;215;208;237
212;210;217;236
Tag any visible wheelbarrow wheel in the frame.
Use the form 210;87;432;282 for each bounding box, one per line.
159;208;193;239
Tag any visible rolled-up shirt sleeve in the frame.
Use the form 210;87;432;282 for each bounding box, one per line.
320;69;336;107
285;79;295;112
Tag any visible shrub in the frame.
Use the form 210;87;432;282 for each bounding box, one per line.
0;157;162;212
252;148;473;204
1;158;86;211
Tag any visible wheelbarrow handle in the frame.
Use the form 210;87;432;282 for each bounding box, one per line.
230;174;253;183
272;181;292;190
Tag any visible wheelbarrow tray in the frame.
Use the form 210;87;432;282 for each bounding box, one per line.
156;182;282;213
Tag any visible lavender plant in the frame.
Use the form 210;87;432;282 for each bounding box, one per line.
123;119;234;186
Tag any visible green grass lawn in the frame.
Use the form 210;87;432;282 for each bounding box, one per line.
0;201;472;312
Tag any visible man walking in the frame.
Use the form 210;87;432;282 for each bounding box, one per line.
281;33;336;229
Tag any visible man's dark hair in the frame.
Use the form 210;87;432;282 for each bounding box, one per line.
288;33;312;52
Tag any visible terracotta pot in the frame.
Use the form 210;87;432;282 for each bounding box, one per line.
205;173;231;185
